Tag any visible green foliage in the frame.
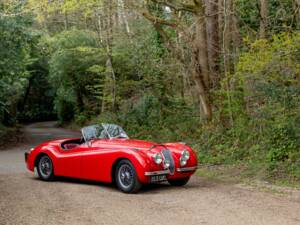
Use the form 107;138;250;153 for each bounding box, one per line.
200;33;300;181
0;2;36;126
236;0;296;37
56;100;75;123
93;93;200;143
47;29;106;122
1;0;300;186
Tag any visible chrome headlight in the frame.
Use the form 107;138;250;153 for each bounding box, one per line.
180;149;190;166
163;159;170;169
153;152;163;164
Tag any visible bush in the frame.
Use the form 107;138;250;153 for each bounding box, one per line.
55;99;75;123
196;33;300;181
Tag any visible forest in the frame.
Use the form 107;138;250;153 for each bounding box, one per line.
0;0;300;184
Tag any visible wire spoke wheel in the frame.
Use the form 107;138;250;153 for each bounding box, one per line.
118;164;134;188
38;155;53;180
115;159;141;193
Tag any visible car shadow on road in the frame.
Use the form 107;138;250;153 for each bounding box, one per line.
139;178;219;194
30;176;116;190
30;175;217;194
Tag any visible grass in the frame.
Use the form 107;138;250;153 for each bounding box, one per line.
197;163;300;195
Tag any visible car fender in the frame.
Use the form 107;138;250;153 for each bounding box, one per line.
27;144;58;172
109;149;151;184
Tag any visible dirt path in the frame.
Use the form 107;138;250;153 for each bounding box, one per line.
0;122;300;225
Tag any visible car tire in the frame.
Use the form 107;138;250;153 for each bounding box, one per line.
168;177;190;186
115;159;141;193
37;155;54;181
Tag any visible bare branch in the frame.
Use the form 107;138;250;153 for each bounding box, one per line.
142;10;178;27
150;0;199;14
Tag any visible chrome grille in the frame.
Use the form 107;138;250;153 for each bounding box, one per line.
162;149;175;175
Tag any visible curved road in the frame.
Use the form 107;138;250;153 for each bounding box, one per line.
0;122;300;225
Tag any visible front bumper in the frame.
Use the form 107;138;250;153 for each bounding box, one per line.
145;169;170;176
144;166;198;176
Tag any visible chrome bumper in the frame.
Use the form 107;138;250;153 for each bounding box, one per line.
145;166;198;176
145;170;170;176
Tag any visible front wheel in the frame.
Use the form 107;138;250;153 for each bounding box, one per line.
168;177;190;186
115;159;142;193
37;155;54;181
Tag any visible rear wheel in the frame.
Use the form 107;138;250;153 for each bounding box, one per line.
37;155;54;181
115;159;141;193
168;177;190;186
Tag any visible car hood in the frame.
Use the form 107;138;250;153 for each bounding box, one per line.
91;139;187;157
91;138;158;150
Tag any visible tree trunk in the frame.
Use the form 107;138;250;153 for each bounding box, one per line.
295;0;300;29
18;75;35;112
191;51;213;121
259;0;268;38
64;12;69;30
194;18;212;120
196;20;210;89
105;0;116;111
223;0;232;75
96;11;103;44
142;0;213;120
206;0;220;88
230;0;241;70
119;0;131;35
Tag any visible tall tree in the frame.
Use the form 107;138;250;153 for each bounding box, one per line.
223;0;231;75
142;0;216;120
206;0;220;88
295;0;300;29
103;0;116;112
259;0;268;38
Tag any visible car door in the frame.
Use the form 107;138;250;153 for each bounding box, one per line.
56;145;84;179
80;139;112;181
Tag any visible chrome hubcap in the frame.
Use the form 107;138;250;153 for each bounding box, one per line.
118;164;133;188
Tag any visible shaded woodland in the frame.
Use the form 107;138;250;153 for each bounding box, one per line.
1;0;300;182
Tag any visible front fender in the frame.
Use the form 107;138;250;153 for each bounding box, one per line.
26;144;58;172
111;149;151;184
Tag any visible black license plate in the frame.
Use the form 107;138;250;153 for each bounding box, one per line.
150;175;167;183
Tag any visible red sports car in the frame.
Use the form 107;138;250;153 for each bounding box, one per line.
25;123;198;193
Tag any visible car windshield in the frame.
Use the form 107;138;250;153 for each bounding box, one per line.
81;124;129;142
102;123;129;139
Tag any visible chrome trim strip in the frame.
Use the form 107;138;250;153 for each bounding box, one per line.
145;170;170;176
176;166;198;172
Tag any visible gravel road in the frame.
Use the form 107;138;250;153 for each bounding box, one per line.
1;122;300;225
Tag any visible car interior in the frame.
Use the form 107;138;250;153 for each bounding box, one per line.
61;125;99;150
61;139;85;150
60;124;126;150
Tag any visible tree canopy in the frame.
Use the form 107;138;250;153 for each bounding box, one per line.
1;0;300;182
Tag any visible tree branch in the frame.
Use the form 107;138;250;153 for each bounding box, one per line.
150;0;198;14
142;10;178;28
142;9;194;43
